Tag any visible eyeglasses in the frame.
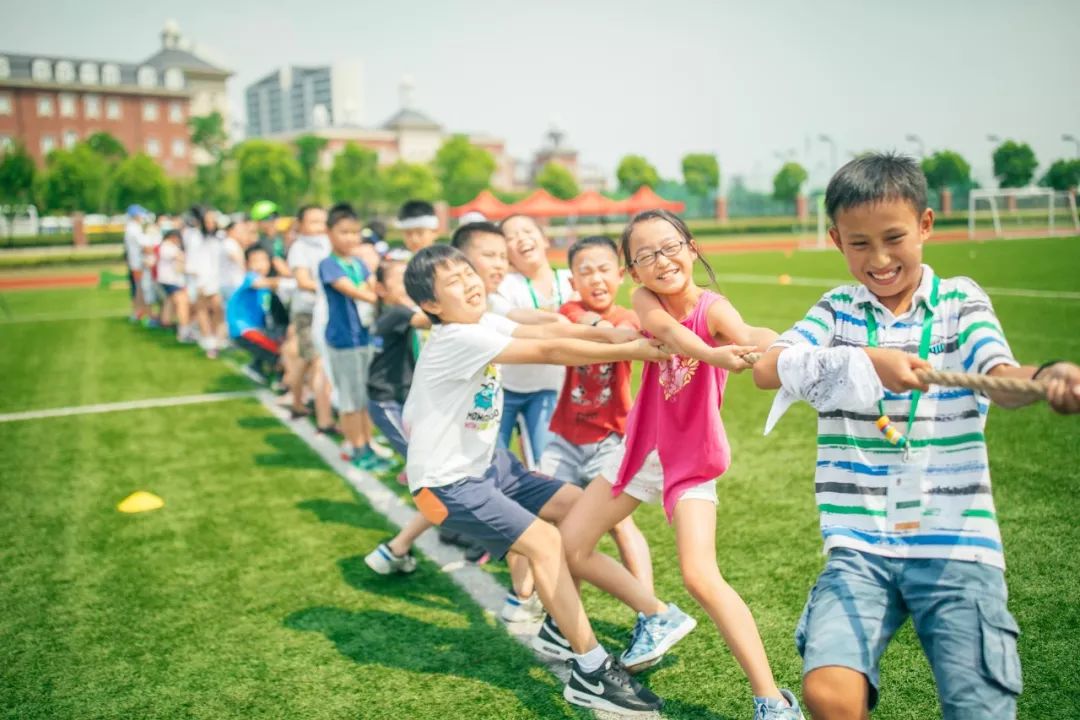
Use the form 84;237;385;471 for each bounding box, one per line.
631;239;688;268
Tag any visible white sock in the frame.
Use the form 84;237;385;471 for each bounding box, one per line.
574;644;608;673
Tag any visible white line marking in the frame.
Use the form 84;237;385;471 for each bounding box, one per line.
0;391;257;424
0;309;128;324
254;390;652;720
717;273;1080;301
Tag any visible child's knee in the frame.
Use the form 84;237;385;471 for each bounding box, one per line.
803;668;867;720
680;562;724;601
520;520;563;560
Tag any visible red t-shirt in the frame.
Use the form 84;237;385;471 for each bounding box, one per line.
549;301;639;445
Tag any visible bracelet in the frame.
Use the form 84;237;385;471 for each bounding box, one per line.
1033;360;1063;380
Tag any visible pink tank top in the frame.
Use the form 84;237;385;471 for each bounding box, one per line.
613;290;731;521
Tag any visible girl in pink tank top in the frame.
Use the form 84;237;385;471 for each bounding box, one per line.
557;211;804;718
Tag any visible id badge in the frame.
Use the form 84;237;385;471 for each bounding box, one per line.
887;451;927;534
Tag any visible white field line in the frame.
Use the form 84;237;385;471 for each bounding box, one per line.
0;309;129;324
717;273;1080;301
0;391;257;424
254;390;646;720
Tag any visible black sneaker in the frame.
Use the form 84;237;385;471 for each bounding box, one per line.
563;654;663;717
464;543;490;565
532;615;573;661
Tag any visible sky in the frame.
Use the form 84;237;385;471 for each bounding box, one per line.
3;0;1078;190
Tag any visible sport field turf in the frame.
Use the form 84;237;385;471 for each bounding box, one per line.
1;236;1078;719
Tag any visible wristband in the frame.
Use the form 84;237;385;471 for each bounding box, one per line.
1033;360;1063;380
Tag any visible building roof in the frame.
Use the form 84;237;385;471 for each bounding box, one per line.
381;108;441;131
1;52;142;84
142;47;230;76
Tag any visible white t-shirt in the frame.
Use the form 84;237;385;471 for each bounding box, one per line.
182;227;203;278
495;270;573;393
287;234;331;315
196;234;224;293
403;313;518;491
220;237;246;291
157;242;184;286
124;220;145;271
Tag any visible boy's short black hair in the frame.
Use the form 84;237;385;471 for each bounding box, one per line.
297;204;323;224
404;245;474;324
245;245;269;262
568;235;618;269
398;199;436;220
450;221;503;252
825;152;928;223
162;228;182;243
327;202;358;229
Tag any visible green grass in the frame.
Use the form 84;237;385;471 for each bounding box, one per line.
1;236;1079;719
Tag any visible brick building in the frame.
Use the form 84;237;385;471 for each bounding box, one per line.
0;21;230;175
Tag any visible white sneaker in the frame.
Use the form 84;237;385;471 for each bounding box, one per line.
364;542;417;575
500;591;545;623
369;436;394;459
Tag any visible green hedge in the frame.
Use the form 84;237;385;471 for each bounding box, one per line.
1;231;125;249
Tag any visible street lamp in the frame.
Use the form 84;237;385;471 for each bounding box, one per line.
818;134;837;171
1063;133;1080;158
905;133;925;158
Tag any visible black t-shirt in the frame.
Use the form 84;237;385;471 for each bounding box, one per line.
367;303;417;404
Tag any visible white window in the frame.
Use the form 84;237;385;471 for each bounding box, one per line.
106;98;121;120
0;57;10;80
164;68;183;90
56;61;75;83
37;94;54;117
146;138;160;156
41;135;56;154
168;101;184;123
79;62;98;85
102;63;120;86
142;100;159;121
63;130;79;149
0;93;11;116
59;93;76;117
0;135;12;150
137;66;157;88
171;138;186;158
32;59;51;82
84;94;100;118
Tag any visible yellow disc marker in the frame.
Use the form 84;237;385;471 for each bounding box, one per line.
117;491;165;514
778;274;792;285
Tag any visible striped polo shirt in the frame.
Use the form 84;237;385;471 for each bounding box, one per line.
773;264;1018;569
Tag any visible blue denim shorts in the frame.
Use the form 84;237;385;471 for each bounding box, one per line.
795;548;1022;719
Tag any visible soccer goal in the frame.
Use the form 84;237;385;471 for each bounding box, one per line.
968;187;1079;240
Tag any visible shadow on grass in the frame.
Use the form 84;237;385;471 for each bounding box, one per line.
296;499;392;535
237;416;281;430
253;432;328;470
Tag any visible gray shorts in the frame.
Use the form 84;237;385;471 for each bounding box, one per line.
796;548;1021;717
327;345;370;413
291;311;316;361
539;432;624;487
412;448;565;560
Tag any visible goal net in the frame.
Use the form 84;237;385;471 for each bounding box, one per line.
968;187;1079;240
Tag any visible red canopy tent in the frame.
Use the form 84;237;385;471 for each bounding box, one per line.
506;189;576;218
619;186;686;216
564;189;625;217
449;189;513;220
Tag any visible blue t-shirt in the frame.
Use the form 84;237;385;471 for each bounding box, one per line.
226;272;268;338
318;255;370;349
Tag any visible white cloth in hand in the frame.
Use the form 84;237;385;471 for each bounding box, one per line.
764;345;884;434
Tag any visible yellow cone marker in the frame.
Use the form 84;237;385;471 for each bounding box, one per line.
117;491;164;514
778;274;792;285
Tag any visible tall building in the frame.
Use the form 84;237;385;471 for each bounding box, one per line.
0;21;231;175
244;60;363;138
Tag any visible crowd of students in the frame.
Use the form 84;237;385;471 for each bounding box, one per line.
121;154;1080;720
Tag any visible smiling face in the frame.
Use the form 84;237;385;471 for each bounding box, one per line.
501;216;549;274
461;232;510;294
570;244;623;313
626;218;696;296
421;259;487;324
830;198;933;313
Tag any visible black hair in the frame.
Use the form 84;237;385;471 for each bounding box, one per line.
398;199;436;220
190;204;216;236
327;202;358;229
297;204;323;224
244;244;270;262
450;221;503;253
404;245;475;324
619;209;718;288
825;152;928;223
162;228;182;243
568;235;618;269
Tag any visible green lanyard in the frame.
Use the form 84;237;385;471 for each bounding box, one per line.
333;255;363;287
525;271;563;310
862;274;940;441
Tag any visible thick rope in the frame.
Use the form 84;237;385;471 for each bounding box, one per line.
739;352;1047;399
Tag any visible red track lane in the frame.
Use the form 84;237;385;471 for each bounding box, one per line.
0;274;100;290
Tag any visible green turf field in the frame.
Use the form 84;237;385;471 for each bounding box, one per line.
1;237;1078;719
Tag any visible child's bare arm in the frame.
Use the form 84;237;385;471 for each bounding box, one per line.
493;336;668;367
505;307;567;325
633;287;755;371
410;312;431;329
293;266;318;292
987;363;1080;412
752;347;784;389
330;277;377;303
512;321;639;344
706;297;778;349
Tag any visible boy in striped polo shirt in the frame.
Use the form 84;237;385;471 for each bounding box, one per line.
753;153;1080;720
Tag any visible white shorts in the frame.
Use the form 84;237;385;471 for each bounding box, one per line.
616;450;718;505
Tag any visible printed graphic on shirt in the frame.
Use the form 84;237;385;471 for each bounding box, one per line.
466;364;501;430
570;363;614;407
659;355;699;400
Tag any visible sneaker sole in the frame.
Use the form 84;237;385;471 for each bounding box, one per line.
562;687;661;717
621;615;698;673
500;607;545;624
363;553;393;575
532;634;574;661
